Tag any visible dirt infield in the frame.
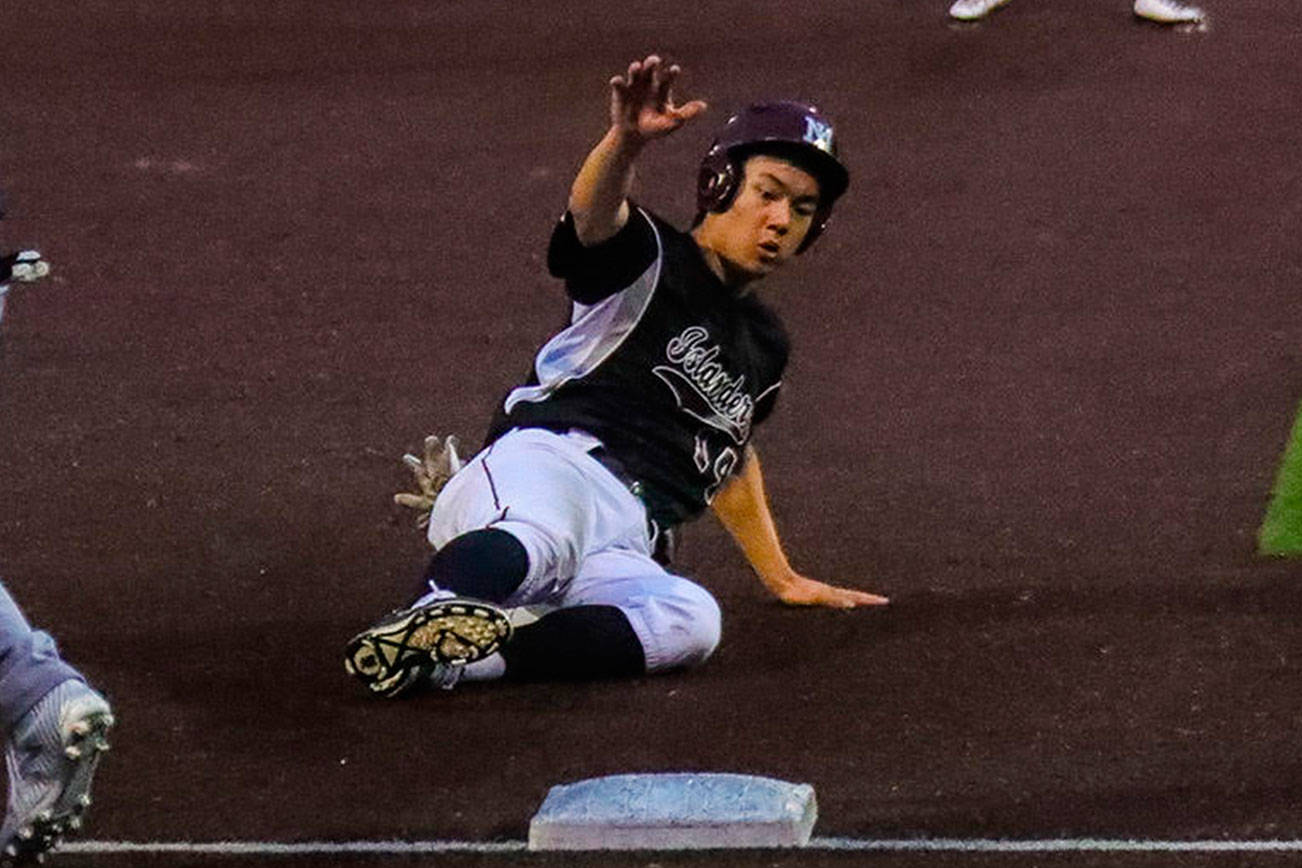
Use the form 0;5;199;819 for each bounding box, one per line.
2;0;1300;865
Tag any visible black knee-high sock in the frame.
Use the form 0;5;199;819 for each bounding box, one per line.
421;528;529;604
500;605;645;682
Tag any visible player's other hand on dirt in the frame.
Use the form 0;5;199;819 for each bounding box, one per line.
609;55;707;145
393;434;464;529
771;572;889;609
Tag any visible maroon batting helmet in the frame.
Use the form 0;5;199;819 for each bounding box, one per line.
696;101;850;252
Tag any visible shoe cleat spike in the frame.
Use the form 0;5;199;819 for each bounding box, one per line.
64;744;82;759
68;817;82;831
71;721;91;736
78;794;92;808
17;826;34;840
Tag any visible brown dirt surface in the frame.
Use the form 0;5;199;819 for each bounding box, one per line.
2;0;1300;865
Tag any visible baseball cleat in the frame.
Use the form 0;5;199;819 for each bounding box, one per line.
0;251;51;285
1133;0;1202;22
948;0;1012;21
344;599;512;698
1;680;114;866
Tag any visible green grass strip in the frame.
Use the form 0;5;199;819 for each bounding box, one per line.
1259;400;1302;556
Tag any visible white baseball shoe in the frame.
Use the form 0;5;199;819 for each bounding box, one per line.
1133;0;1203;22
344;598;512;698
948;0;1012;21
1;680;114;865
0;251;50;285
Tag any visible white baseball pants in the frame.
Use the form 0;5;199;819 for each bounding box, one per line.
425;427;721;673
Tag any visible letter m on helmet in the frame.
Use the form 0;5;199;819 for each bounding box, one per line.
803;115;835;154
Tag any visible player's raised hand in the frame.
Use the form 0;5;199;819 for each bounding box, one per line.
608;55;707;144
770;572;890;609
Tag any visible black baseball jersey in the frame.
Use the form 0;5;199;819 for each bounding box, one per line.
485;205;790;529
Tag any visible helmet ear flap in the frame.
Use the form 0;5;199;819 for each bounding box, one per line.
696;145;741;214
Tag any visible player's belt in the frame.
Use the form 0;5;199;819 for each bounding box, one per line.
587;446;676;566
587;446;643;498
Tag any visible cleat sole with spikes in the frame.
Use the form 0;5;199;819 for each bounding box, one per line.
344;598;513;698
2;683;113;866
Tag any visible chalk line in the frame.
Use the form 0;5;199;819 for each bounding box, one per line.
58;837;1302;855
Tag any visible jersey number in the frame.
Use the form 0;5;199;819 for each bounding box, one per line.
695;433;739;502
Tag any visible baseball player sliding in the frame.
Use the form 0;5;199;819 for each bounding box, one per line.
345;55;887;698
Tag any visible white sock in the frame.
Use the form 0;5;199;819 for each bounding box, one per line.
412;586;457;607
461;653;506;682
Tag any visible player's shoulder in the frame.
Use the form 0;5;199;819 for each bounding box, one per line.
632;204;675;233
632;203;704;240
748;294;792;355
630;205;703;267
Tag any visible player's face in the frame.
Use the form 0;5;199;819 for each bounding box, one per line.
704;155;821;280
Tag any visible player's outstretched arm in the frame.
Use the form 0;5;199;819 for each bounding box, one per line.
711;447;889;609
569;54;707;246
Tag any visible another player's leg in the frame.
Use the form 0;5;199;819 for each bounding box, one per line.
0;580;114;864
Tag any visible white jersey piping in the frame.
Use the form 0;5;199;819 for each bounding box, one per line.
504;208;664;414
